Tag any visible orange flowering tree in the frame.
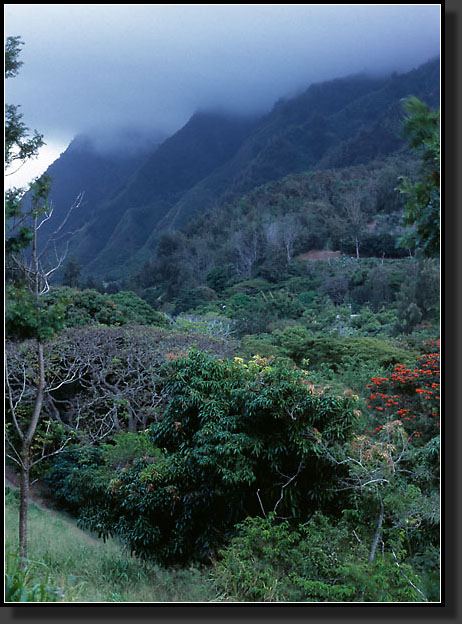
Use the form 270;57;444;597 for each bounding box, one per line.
364;339;439;445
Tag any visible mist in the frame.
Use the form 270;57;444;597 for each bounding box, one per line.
5;4;440;155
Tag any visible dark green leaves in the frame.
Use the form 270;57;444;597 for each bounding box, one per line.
397;97;440;257
46;349;360;564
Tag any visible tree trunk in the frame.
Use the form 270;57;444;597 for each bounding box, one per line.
368;500;384;564
358;499;385;600
18;450;31;568
18;339;46;569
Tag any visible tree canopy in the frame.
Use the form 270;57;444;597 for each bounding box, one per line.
398;96;440;258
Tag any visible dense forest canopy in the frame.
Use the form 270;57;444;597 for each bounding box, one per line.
5;35;440;603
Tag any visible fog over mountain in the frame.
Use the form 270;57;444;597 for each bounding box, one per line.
26;51;439;283
5;4;440;156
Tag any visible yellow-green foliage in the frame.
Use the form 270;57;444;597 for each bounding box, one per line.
211;513;426;602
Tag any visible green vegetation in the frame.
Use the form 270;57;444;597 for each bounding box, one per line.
397;96;440;258
212;513;425;602
5;549;60;602
5;488;214;602
42;287;170;330
5;36;439;603
45;351;359;564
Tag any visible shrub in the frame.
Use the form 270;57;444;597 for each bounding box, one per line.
206;265;235;292
44;445;105;515
272;325;414;369
42;287;170;329
225;290;304;335
101;431;162;470
239;334;285;360
73;350;360;564
173;313;235;338
211;513;425;602
212;513;353;601
172;286;217;314
224;278;274;296
109;291;170;326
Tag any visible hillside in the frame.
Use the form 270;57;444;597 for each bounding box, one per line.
29;133;162;255
5;485;215;602
34;57;439;282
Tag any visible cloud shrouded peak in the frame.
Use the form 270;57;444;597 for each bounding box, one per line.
5;4;440;152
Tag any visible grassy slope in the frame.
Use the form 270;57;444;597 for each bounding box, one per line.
5;488;216;603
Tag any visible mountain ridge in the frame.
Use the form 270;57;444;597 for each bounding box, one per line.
34;57;439;281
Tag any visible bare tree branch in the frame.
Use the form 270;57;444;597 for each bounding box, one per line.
256;488;267;519
273;460;305;514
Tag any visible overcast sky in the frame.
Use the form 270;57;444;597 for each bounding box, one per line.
5;4;440;187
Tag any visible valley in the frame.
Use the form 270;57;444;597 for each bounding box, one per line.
6;39;441;603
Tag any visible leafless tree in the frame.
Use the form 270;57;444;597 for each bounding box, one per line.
61;326;169;435
232;226;261;278
281;214;301;263
329;182;376;259
5;324;173;564
5;179;84;566
263;214;301;263
263;220;281;248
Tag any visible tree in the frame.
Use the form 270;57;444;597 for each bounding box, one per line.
321;273;349;306
365;339;440;446
5;36;45;173
232;225;262;279
4;37;83;567
5;179;72;566
5;36;45;255
151;230;193;298
61;256;82;287
64;350;360;564
397;97;440;258
305;421;437;601
330;181;376;259
263;215;301;264
396;258;440;332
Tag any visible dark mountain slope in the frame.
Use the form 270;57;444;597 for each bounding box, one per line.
34;133;162;265
81;113;260;278
158;58;440;238
34;58;439;282
315;57;440;169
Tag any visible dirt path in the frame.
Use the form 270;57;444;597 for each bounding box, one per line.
5;465;55;510
5;471;16;490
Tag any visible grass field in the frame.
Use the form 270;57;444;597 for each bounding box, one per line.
5;487;217;603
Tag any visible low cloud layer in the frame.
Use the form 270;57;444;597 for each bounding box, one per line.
6;4;440;151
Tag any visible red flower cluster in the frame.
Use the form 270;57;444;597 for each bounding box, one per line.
364;339;440;444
